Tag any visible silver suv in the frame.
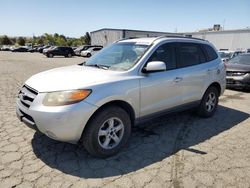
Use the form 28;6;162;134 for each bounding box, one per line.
16;36;226;157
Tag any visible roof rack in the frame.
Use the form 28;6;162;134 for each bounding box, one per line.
155;35;206;42
115;37;140;43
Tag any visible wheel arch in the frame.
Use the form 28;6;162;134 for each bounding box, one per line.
208;82;221;96
80;100;136;142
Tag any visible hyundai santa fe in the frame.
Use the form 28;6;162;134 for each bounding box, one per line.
16;36;226;157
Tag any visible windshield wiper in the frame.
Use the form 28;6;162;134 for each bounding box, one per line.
85;64;110;70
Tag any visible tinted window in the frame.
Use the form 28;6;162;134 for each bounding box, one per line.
178;43;206;68
93;48;101;51
148;43;176;70
202;44;218;61
228;54;250;65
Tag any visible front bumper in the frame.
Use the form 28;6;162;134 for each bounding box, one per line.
226;74;250;89
16;92;98;144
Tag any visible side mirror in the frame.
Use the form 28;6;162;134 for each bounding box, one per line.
143;61;166;73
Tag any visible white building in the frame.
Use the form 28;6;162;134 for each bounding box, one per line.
185;29;250;51
90;28;250;51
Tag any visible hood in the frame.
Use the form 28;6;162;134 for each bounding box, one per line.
25;65;121;92
226;63;250;72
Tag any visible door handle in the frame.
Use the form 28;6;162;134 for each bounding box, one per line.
174;77;183;82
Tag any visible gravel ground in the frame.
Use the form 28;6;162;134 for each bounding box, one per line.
0;51;250;188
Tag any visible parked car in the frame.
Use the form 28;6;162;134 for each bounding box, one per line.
28;47;37;53
38;45;51;53
246;48;250;53
43;46;56;54
80;46;103;57
226;53;250;89
218;50;233;63
231;50;244;59
1;46;12;51
74;45;103;56
16;36;226;157
12;47;29;52
44;46;74;58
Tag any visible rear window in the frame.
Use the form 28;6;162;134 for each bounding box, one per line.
178;43;206;68
202;44;218;61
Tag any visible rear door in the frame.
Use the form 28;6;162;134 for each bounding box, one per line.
176;42;208;103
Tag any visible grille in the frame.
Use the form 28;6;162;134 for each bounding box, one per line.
18;85;38;108
226;71;246;76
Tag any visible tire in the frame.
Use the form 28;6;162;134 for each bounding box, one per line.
82;105;131;158
87;53;91;58
48;53;53;58
68;53;72;58
197;86;219;118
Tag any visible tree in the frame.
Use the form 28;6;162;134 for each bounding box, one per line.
84;32;91;45
17;37;26;46
0;35;12;45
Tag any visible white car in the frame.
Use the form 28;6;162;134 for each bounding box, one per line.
218;50;234;62
80;46;103;57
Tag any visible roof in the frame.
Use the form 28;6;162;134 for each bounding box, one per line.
90;28;174;34
117;36;207;45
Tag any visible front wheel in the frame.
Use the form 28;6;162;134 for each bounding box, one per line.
86;53;91;58
82;105;131;158
197;86;219;118
47;53;53;58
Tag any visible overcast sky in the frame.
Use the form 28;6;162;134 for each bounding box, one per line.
0;0;249;37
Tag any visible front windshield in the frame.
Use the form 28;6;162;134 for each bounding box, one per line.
85;42;149;71
228;54;250;65
218;51;232;58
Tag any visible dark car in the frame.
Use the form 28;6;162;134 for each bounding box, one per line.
12;47;28;52
28;47;39;53
44;46;74;58
74;45;103;56
226;53;250;89
38;45;51;53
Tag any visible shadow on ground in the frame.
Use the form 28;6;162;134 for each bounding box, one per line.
31;105;249;178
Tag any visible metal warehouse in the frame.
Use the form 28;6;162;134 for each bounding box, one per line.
90;28;179;46
91;28;250;51
185;29;250;51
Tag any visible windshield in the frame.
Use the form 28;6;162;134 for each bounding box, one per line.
85;42;149;71
218;51;232;58
228;54;250;65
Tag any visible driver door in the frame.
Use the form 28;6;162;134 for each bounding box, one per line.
140;43;183;117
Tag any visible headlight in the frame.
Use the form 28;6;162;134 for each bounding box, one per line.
43;89;91;106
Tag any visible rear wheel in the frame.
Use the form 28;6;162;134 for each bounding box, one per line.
82;105;131;158
48;53;53;58
197;86;219;118
68;53;72;58
87;53;91;58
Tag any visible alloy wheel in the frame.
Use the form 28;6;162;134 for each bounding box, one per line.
98;117;124;149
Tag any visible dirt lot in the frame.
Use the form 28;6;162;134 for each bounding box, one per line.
0;51;250;188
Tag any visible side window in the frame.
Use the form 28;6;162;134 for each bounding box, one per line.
148;43;176;70
201;44;218;61
93;48;101;51
178;43;206;68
